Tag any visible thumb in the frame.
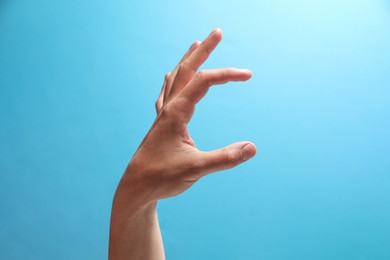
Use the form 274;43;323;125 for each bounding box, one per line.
199;142;257;176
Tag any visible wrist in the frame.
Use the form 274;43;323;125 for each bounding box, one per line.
109;184;160;260
111;169;157;219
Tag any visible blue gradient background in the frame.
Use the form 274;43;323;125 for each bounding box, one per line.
1;0;390;259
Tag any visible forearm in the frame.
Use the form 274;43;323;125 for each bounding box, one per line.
109;181;165;260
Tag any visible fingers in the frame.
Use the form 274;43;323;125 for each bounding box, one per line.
188;28;223;71
157;40;200;114
164;41;201;101
155;73;170;113
167;28;223;101
175;68;252;122
198;142;257;176
179;40;202;64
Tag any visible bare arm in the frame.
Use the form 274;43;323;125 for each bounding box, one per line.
108;28;257;260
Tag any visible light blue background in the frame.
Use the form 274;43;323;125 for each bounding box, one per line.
1;0;390;259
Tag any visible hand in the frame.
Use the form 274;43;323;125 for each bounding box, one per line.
109;28;257;260
116;28;257;207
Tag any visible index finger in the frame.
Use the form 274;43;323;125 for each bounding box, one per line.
186;28;223;72
167;28;223;100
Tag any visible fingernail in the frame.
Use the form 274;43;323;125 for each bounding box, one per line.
209;28;219;35
241;144;256;161
190;40;201;50
240;69;252;73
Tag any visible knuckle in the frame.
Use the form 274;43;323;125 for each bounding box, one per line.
196;70;210;86
178;61;196;76
155;100;161;111
221;150;239;166
178;63;189;74
159;103;175;119
196;70;205;78
159;99;190;125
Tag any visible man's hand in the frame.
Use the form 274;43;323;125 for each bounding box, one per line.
109;28;256;260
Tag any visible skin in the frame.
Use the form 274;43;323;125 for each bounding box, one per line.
109;28;257;260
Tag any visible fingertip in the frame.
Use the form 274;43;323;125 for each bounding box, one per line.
214;28;223;40
231;68;252;81
213;27;222;35
190;40;201;50
209;28;223;41
241;142;257;161
239;69;252;79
